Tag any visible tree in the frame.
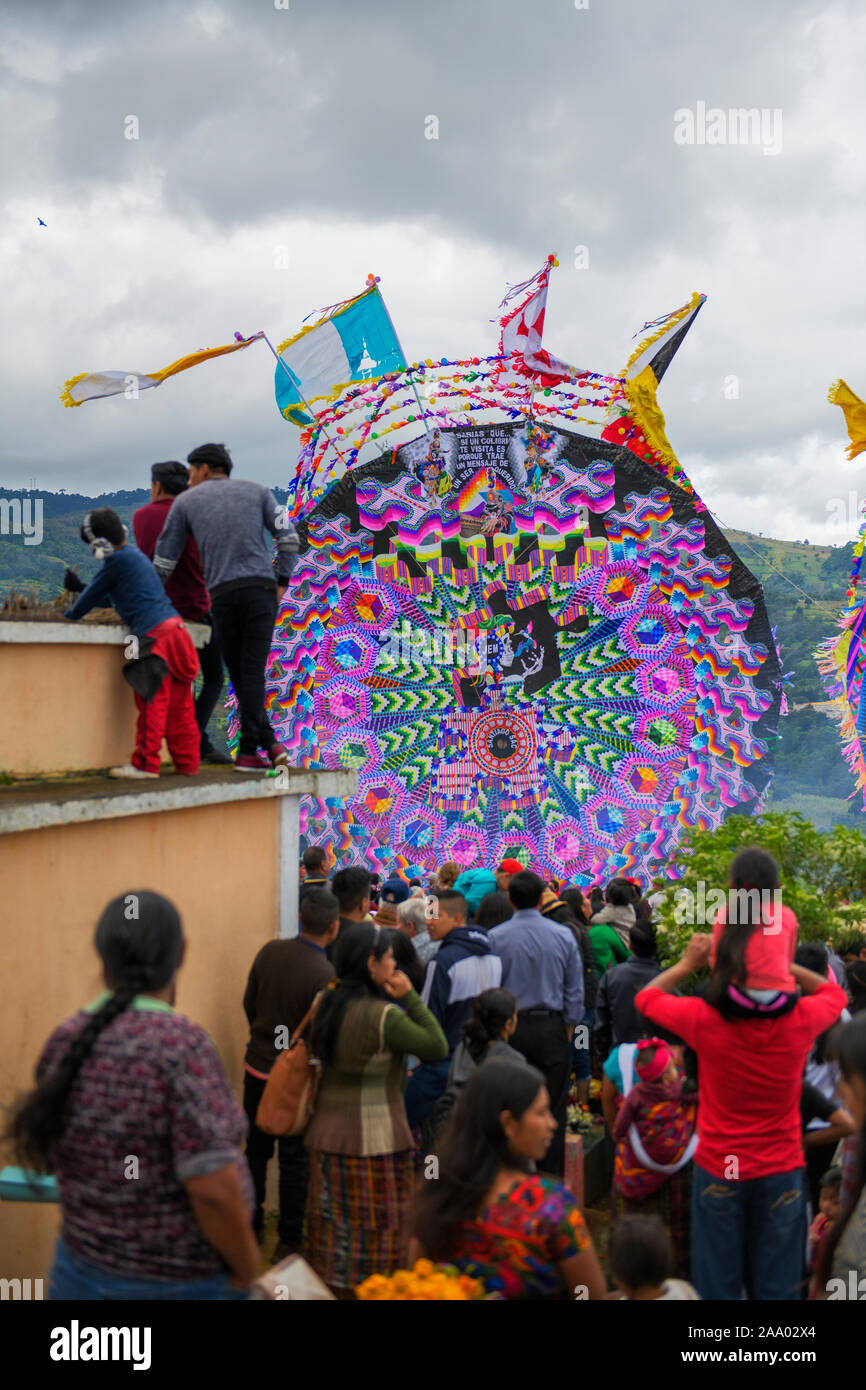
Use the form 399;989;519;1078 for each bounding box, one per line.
652;811;866;966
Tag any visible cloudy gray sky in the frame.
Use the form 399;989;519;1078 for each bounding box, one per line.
2;0;865;543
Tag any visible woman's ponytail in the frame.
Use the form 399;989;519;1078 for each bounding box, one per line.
462;988;517;1062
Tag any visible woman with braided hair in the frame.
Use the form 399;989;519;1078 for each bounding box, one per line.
6;891;258;1299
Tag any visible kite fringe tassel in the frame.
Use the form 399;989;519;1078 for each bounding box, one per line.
838;712;866;797
59;372;88;408
623;290;703;379
497;255;556;314
816;629;866;803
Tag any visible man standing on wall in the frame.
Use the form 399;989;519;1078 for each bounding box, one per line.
133;460;230;765
154;443;298;771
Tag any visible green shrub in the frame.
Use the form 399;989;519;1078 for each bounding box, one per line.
652;812;866;966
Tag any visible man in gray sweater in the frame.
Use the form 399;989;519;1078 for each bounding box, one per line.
154;442;298;771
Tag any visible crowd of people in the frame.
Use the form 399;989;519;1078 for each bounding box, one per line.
7;841;866;1301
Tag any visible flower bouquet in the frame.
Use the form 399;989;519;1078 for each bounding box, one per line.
356;1259;485;1300
567;1101;599;1134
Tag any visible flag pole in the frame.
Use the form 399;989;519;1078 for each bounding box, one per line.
369;279;432;439
525;256;558;428
257;332;354;499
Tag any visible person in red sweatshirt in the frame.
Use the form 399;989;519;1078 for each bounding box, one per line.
635;932;847;1301
133;461;230;765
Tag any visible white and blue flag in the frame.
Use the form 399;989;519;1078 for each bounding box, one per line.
275;284;405;426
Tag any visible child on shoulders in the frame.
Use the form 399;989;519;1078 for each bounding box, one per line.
709;846;799;1018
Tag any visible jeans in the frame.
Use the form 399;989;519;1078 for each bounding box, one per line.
210;585;278;756
692;1163;807;1300
511;1011;571;1177
194;614;225;754
49;1237;248;1301
404;1058;451;1131
243;1072;309;1249
573;1006;595;1082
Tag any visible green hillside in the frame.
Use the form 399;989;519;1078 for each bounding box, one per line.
0;486;295;598
721;529;861;826
1;491;862;825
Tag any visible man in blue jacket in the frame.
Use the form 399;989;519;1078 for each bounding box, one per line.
405;889;502;1129
64;508;200;779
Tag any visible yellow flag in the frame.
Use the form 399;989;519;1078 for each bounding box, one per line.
828;379;866;460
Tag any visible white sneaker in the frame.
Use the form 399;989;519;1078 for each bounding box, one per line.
108;764;159;779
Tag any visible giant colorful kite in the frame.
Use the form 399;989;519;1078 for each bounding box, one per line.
817;380;866;806
58;257;783;882
265;261;783;885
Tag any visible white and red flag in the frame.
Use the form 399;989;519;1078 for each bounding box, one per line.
497;254;577;388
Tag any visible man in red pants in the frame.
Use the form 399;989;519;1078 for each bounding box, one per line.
64;508;200;778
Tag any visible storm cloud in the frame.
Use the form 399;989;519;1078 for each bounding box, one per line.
1;0;865;548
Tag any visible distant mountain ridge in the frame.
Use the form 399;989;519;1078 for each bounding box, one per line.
0;484;293;593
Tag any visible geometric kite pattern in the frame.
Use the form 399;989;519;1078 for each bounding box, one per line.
264;422;782;887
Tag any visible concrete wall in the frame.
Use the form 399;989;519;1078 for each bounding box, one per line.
0;796;280;1281
0;620;209;778
0;639;136;777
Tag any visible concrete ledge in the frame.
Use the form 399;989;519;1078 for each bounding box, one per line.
0;619;211;648
0;766;357;835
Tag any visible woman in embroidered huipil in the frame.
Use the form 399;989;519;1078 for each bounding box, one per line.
6;891;257;1300
410;1061;607;1299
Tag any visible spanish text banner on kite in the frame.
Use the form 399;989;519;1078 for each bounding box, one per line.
59;332;265;408
274;281;406;427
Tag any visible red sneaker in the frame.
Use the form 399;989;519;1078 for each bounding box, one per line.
269;743;289;768
234;753;271;772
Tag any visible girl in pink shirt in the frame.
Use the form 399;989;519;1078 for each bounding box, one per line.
709;847;798;1017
